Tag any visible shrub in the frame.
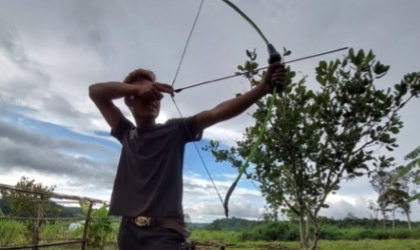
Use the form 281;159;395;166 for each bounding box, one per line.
0;220;27;245
319;225;344;240
239;221;300;242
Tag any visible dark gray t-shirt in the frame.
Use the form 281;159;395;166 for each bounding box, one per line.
109;116;202;219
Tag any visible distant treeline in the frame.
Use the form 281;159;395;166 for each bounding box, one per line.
0;198;83;217
200;217;420;241
203;216;420;232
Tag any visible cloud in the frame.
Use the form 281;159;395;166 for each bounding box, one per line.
182;173;265;221
0;119;117;189
321;197;371;219
0;21;51;99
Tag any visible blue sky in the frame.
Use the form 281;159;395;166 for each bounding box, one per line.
1;0;420;222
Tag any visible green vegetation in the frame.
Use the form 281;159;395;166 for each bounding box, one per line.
200;218;420;242
206;48;420;250
0;219;117;247
80;201;113;250
0;198;84;218
397;145;420;202
0;219;26;246
0;176;60;248
1;218;420;249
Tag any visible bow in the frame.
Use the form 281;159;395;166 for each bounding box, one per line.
171;0;282;218
171;0;348;219
220;0;282;218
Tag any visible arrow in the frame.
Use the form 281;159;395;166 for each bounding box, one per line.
174;47;348;93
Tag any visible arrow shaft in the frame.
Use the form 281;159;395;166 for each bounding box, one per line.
174;47;348;93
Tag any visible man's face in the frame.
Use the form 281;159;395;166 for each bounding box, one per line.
130;79;160;120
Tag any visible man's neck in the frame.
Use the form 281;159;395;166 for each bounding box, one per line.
135;118;156;130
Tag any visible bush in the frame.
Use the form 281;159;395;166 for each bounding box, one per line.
42;221;69;242
0;220;27;245
375;230;391;240
319;225;344;240
239;221;299;242
239;222;420;242
390;229;411;239
190;229;240;244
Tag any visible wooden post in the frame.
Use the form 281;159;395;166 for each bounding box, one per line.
81;201;94;250
0;183;108;250
32;194;43;250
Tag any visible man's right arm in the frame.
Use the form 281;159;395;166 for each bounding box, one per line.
89;82;136;130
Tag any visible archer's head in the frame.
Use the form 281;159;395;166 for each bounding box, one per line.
123;68;161;123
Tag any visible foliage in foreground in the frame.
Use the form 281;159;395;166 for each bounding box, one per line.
2;219;420;250
206;48;420;250
79;201;114;250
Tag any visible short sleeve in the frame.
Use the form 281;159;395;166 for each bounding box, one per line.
110;118;134;143
183;116;202;142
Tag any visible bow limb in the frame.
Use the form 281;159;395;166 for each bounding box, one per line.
221;0;282;218
221;0;269;44
223;87;277;217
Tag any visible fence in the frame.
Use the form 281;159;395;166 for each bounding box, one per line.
0;183;108;250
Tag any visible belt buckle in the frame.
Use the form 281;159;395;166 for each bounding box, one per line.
134;216;151;227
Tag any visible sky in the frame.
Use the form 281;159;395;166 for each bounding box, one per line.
0;0;419;223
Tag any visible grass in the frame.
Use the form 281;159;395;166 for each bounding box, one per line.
2;221;420;250
181;239;420;250
317;239;420;250
187;229;420;250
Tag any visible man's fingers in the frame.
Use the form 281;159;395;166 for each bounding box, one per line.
150;88;164;100
154;82;175;96
156;82;172;88
271;65;287;88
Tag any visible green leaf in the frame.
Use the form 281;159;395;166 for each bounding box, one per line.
316;75;326;86
246;50;252;58
390;127;400;134
319;61;327;69
379;133;391;143
408;192;420;202
353;172;364;177
374;61;390;76
349;48;355;58
404;145;420;160
356;49;365;61
366;50;375;62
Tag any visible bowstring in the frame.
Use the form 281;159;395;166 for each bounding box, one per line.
170;0;225;207
171;0;205;87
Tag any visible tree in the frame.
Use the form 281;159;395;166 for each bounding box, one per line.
367;200;380;221
206;49;420;250
397;145;420;201
369;166;393;228
0;176;59;250
378;184;411;229
371;165;414;230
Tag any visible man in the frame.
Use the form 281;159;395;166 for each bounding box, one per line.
89;62;286;250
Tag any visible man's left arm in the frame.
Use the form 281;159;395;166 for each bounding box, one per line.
194;62;286;133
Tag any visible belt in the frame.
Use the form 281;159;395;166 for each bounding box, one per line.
122;216;190;238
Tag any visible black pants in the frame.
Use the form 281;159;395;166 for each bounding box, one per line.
118;220;186;250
